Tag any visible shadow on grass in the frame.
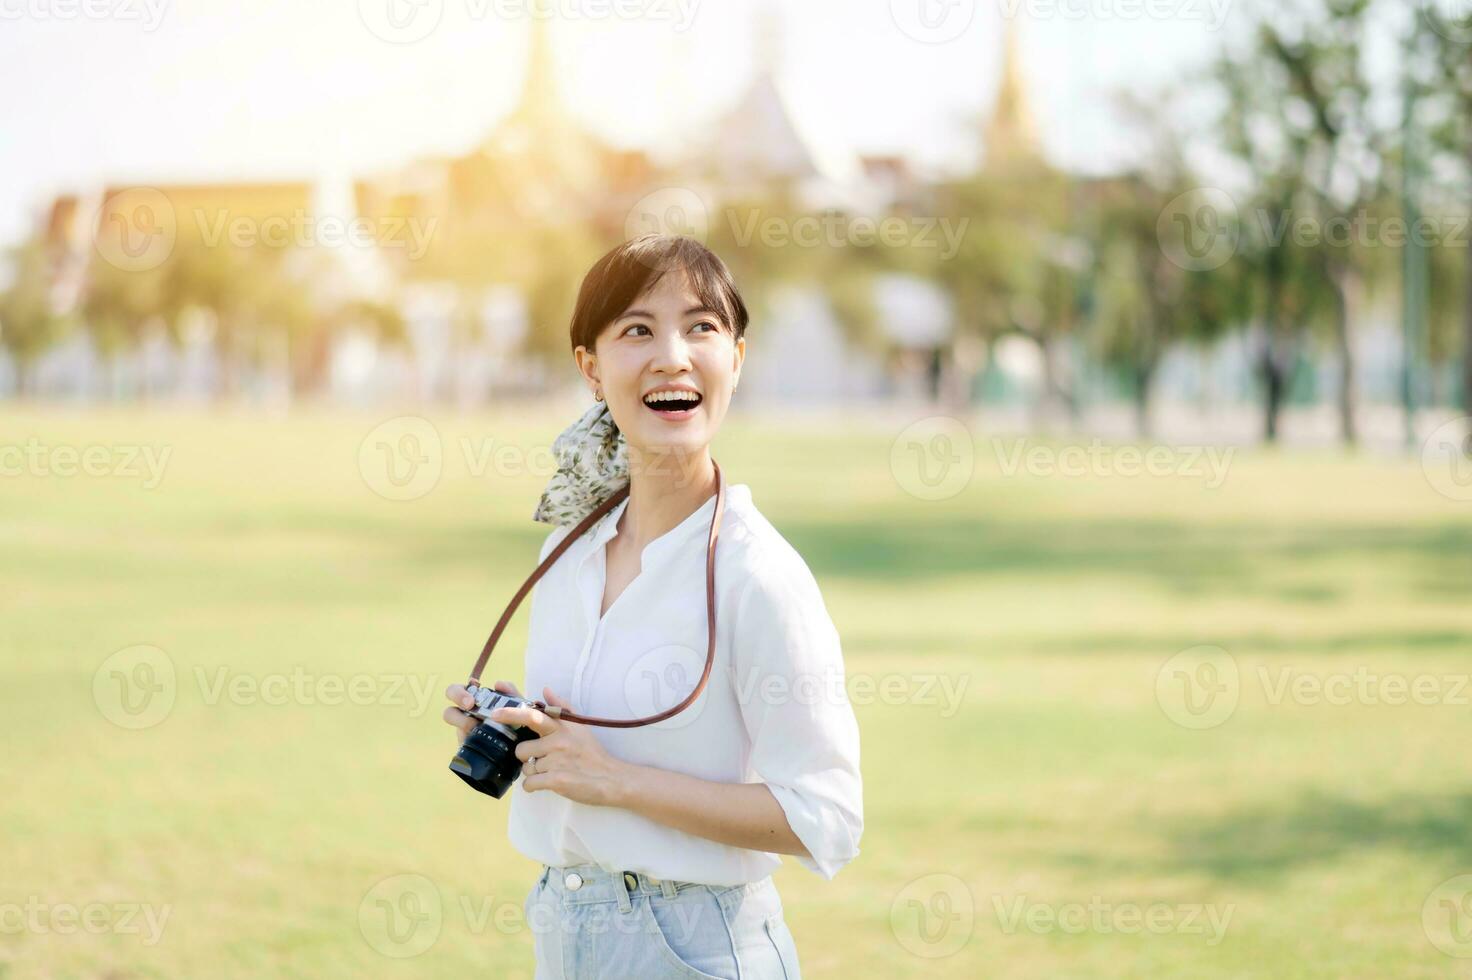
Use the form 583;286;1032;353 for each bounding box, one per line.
1158;790;1472;882
1041;791;1472;885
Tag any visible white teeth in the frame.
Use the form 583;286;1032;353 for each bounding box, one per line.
644;390;701;405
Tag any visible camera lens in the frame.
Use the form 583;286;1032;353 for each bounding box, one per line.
449;721;538;798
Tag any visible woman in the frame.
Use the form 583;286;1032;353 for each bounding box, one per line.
442;234;863;979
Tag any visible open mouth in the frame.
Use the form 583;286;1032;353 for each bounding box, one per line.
642;390;703;417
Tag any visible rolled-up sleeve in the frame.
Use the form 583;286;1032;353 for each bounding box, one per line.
733;556;864;879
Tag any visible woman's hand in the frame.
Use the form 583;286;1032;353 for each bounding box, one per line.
492;688;634;808
442;679;520;744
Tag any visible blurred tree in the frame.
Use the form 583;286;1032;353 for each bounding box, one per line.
1416;2;1472;430
1219;0;1390;446
81;260;166;401
0;237;69;399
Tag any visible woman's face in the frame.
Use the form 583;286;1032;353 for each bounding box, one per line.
575;269;745;467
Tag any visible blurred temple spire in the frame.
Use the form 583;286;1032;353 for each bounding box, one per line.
983;17;1042;172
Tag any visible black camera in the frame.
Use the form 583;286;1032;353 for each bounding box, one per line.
448;685;541;798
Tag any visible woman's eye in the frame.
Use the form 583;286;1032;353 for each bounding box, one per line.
692;321;718;333
623;324;651;337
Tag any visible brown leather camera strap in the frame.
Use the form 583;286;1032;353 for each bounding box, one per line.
467;459;726;729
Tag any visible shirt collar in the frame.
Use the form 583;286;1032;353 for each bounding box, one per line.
584;483;750;571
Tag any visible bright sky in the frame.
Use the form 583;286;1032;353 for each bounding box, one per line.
0;0;1234;247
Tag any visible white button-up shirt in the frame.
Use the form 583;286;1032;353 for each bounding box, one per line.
506;482;864;886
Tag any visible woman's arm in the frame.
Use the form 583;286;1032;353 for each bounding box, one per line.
496;686;810;856
613;762;810;858
443;682;810;857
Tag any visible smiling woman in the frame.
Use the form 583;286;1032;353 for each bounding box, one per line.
441;235;863;979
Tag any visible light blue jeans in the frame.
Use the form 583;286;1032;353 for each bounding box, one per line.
524;862;802;979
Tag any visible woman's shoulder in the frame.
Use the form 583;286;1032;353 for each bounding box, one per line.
719;484;822;595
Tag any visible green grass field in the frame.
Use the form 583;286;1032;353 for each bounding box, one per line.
3;405;1471;979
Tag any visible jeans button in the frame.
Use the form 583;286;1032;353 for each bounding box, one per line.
623;872;638;892
564;872;583;891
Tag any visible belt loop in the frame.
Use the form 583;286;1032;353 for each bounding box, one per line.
659;878;677;899
615;870;633;913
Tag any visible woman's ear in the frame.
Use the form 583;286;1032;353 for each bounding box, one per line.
573;344;600;394
732;336;746;390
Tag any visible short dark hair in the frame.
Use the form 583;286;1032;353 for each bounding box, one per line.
569;235;749;354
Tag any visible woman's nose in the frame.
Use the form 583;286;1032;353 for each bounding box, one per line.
649;330;693;371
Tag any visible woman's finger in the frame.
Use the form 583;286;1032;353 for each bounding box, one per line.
493;679;522;698
445;683;473;710
442;706;475;732
490;704;557;736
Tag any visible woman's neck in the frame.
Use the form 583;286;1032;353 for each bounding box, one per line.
617;446;717;555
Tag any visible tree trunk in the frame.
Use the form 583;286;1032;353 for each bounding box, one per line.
1259;247;1289;444
1134;359;1155;439
1328;259;1359;446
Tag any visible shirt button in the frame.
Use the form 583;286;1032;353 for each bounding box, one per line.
564;872;583;891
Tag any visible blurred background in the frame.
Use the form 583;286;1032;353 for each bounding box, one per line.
3;1;1472;977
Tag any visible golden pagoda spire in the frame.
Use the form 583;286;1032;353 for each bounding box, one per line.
984;18;1042;171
